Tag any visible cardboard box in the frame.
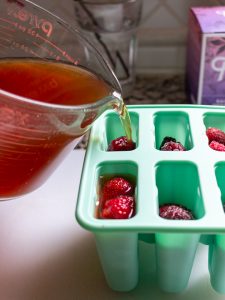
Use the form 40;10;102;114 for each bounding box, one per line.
186;7;225;105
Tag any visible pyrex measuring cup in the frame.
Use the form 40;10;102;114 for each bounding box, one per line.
0;0;123;200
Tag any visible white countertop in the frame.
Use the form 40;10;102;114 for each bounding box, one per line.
0;149;225;300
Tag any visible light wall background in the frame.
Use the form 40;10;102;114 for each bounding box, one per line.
33;0;224;74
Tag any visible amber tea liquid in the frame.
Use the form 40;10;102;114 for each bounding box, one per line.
0;59;132;199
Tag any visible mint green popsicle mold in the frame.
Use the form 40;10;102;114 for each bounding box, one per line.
76;105;225;294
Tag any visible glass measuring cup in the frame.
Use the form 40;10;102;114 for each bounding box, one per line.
0;0;124;200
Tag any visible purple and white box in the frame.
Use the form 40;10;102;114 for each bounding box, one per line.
186;7;225;105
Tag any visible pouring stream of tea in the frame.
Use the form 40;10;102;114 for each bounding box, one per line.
119;102;132;141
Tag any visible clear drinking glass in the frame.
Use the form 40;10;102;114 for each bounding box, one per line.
0;0;124;200
73;0;143;98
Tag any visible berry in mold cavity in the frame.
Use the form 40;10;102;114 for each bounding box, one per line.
206;127;225;145
159;203;194;220
107;136;136;151
101;195;135;219
160;141;186;151
101;177;134;202
209;141;225;151
160;136;176;149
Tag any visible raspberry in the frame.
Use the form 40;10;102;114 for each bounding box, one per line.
206;127;225;145
108;136;136;151
160;136;176;149
101;195;135;219
209;141;225;151
160;141;186;151
102;177;134;202
159;204;194;220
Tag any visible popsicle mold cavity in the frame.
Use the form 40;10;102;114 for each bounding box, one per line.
154;111;193;150
99;111;138;151
156;161;205;220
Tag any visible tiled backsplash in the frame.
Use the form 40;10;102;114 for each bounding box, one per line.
138;0;222;73
34;0;224;73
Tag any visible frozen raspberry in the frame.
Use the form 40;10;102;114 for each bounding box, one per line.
101;195;135;219
102;177;134;202
206;127;225;145
160;136;176;149
160;141;186;151
159;204;194;220
108;136;136;151
209;141;225;151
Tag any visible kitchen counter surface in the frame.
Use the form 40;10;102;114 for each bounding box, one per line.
125;74;187;105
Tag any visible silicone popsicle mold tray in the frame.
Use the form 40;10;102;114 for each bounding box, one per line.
76;105;225;294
